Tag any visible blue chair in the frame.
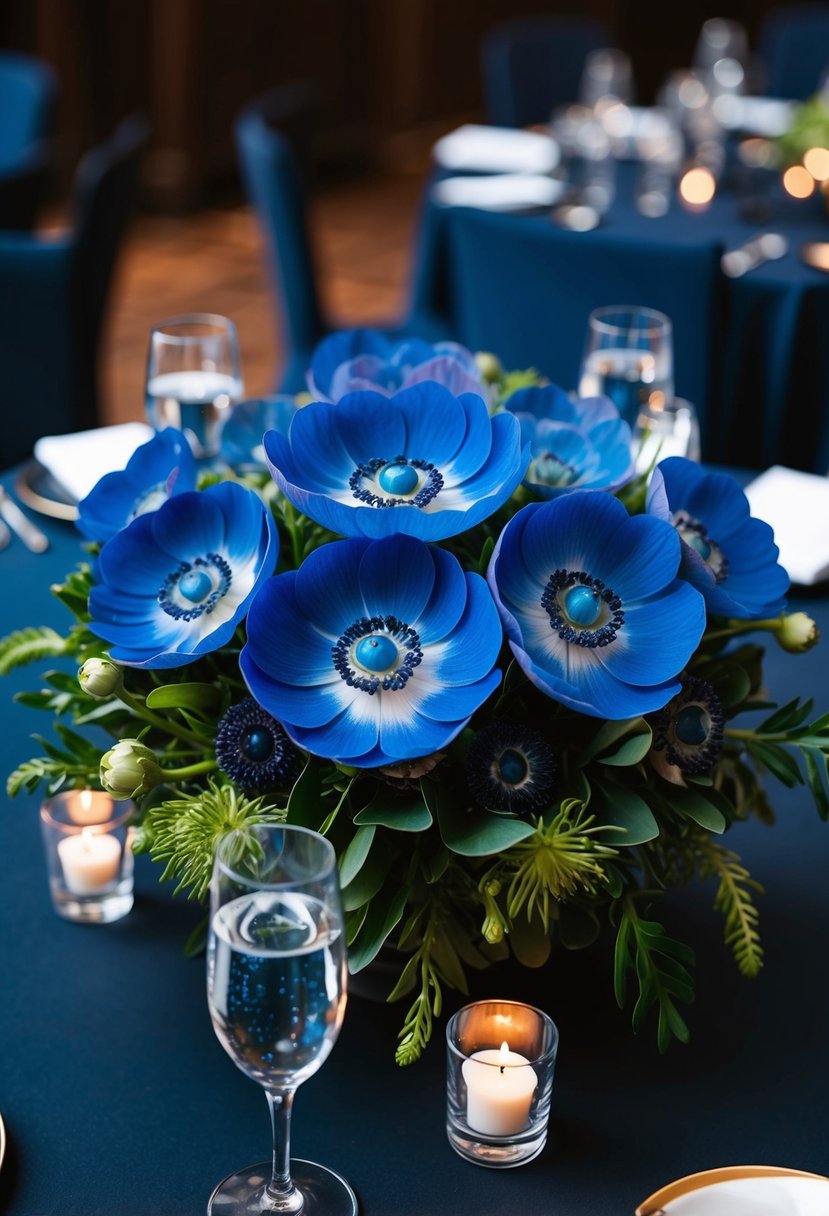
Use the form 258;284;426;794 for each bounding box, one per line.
759;4;829;100
481;17;610;128
0;51;58;229
236;85;446;395
0;116;148;469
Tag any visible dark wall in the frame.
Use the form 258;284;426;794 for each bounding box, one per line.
0;0;803;210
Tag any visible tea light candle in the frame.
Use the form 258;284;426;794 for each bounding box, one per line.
57;828;122;895
462;1040;538;1136
66;789;107;826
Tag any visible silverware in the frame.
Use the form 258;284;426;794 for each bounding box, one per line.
0;518;9;551
721;231;788;277
0;484;49;552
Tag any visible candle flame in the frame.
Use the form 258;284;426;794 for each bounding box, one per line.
80;791;93;813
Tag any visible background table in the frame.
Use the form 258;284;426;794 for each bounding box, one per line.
411;160;829;474
1;473;828;1216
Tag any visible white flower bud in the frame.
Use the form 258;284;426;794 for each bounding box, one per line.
100;739;163;800
776;612;819;654
78;658;123;699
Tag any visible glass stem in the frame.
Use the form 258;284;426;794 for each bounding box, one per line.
264;1088;303;1213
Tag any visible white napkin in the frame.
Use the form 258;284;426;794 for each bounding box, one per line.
34;422;154;503
433;124;560;175
431;173;565;212
665;1176;829;1215
744;465;829;586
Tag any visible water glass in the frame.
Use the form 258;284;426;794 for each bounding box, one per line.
40;790;135;923
446;1000;558;1168
145;313;244;459
633;396;701;472
579;306;674;426
578;48;633;110
206;824;355;1216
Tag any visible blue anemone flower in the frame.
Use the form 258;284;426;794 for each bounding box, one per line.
467;721;557;815
76;428;197;543
647;457;789;619
487;491;706;719
240;534;503;767
505;384;634;498
88;482;278;668
215;698;302;792
308;327;487;402
220;396;297;470
264;382;529;542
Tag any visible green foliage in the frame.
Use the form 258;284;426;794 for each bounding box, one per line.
614;899;694;1052
696;838;764;978
0;627;68;675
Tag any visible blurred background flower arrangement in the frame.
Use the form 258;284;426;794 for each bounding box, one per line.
2;328;827;1064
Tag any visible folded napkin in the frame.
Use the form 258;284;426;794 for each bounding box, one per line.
433;124;560;175
744;465;829;586
34;422;154;504
431;173;566;212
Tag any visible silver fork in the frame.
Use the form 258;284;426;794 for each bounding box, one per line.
0;485;49;552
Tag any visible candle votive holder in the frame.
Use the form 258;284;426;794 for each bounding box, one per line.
446;999;558;1169
40;791;135;923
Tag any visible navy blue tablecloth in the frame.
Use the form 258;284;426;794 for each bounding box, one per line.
1;478;829;1216
411;161;829;474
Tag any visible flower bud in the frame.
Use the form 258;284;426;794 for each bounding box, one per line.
474;351;502;384
78;657;123;699
775;612;819;654
483;917;504;945
100;739;163;800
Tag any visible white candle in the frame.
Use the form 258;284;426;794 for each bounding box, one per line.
57;828;122;895
66;790;106;826
462;1040;538;1136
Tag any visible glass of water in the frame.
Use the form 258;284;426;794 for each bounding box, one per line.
578;306;674;427
145;313;244;459
633;395;701;473
206;824;355;1216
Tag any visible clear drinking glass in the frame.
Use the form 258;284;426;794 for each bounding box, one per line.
633;396;701;473
578;306;674;427
206;824;355;1216
145;313;244;460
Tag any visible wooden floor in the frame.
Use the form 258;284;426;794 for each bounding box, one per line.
101;169;427;426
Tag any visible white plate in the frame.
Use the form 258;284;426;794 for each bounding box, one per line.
433;124;560;175
431;173;566;212
637;1167;829;1216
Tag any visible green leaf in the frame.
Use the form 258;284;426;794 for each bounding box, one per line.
348;882;409;972
509;910;552;968
339;825;376;889
183;915;208;957
431;928;469;993
341;832;395;912
580;717;651;766
803;747;829;821
0;626;67;675
146;682;220;713
429;780;534;857
748;741;803;789
668;785;727;833
353;790;433;832
758;697;814;735
286;757;327;829
591;777;659;844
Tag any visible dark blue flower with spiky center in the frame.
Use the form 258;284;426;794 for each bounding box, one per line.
215;698;302;792
467;722;557;816
649;675;724;785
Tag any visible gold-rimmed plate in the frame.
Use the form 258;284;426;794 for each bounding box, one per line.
636;1165;829;1214
14;460;78;522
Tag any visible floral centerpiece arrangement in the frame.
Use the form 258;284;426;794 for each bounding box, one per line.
4;328;827;1064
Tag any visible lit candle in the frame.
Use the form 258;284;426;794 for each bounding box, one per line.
57;828;122;895
462;1040;538;1136
66;789;106;826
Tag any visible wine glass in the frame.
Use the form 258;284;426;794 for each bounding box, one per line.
206;824;355;1216
145;313;244;460
578;306;674;427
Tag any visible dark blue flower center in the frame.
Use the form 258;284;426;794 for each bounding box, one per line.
542;570;624;648
241;726;274;762
671;510;729;583
333;615;423;694
158;553;232;621
532;452;579;487
675;704;708;746
497;748;529;785
349;455;444;509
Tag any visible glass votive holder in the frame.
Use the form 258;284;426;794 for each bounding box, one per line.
634;395;701;473
40;790;135;923
446;999;558;1169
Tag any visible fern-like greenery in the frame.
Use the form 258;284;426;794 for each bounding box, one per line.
0;627;68;676
696;837;764;978
391;902;445;1067
614;897;695;1053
